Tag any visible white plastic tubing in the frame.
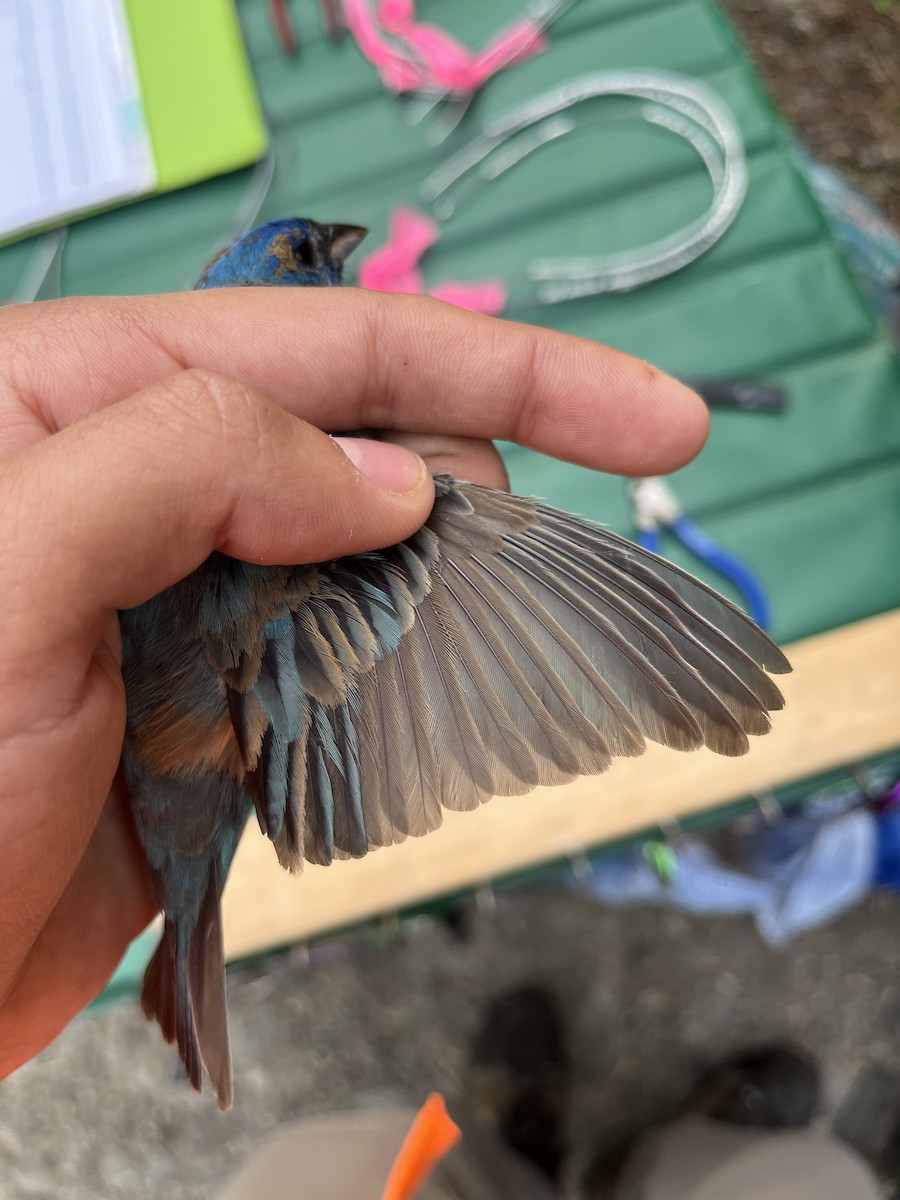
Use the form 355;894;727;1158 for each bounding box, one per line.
421;71;748;303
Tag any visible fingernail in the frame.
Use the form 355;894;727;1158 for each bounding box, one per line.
333;436;426;494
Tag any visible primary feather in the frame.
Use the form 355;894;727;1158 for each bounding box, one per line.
119;217;790;1110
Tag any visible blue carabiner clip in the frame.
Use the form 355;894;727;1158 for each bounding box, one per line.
628;477;771;631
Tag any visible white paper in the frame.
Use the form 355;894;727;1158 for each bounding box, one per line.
0;0;157;240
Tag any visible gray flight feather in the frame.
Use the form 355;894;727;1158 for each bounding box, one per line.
214;475;789;870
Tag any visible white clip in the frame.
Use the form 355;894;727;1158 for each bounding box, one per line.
754;788;783;824
289;941;311;969
568;848;594;883
475;882;498;914
628;477;682;531
658;816;686;846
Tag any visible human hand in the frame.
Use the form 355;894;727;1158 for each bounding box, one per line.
0;288;707;1074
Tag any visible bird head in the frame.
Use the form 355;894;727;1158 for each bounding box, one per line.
194;218;368;289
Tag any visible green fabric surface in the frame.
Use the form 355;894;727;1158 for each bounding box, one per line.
2;0;897;650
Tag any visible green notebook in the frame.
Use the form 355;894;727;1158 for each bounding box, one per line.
124;0;268;192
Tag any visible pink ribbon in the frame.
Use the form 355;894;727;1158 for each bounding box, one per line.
342;0;547;97
429;281;509;313
341;0;424;92
357;207;508;315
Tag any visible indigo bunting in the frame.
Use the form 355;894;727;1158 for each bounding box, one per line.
120;218;789;1110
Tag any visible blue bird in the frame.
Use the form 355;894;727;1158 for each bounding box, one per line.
120;217;790;1110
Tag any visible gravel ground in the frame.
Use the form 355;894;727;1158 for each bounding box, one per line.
3;890;898;1198
721;0;900;224
3;4;899;1198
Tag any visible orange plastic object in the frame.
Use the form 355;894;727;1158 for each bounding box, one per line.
381;1093;462;1200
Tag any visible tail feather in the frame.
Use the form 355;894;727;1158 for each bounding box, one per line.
140;918;179;1046
187;859;233;1110
141;862;233;1110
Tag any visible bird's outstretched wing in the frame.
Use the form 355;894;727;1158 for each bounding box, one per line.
206;477;789;870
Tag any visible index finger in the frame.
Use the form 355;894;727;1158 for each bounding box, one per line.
1;289;708;475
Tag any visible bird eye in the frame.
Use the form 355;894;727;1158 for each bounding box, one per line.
294;240;315;267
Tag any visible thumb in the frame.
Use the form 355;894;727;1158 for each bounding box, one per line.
0;367;433;658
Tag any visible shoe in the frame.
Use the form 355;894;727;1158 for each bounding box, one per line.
687;1044;821;1130
833;1064;900;1188
468;985;569;1182
875;1098;900;1197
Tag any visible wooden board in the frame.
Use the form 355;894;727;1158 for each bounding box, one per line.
221;609;900;959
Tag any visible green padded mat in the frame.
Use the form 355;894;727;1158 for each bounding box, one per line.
2;0;898;649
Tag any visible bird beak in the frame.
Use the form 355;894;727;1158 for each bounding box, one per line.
325;224;368;266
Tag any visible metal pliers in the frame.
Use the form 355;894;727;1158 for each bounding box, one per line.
628;477;770;631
